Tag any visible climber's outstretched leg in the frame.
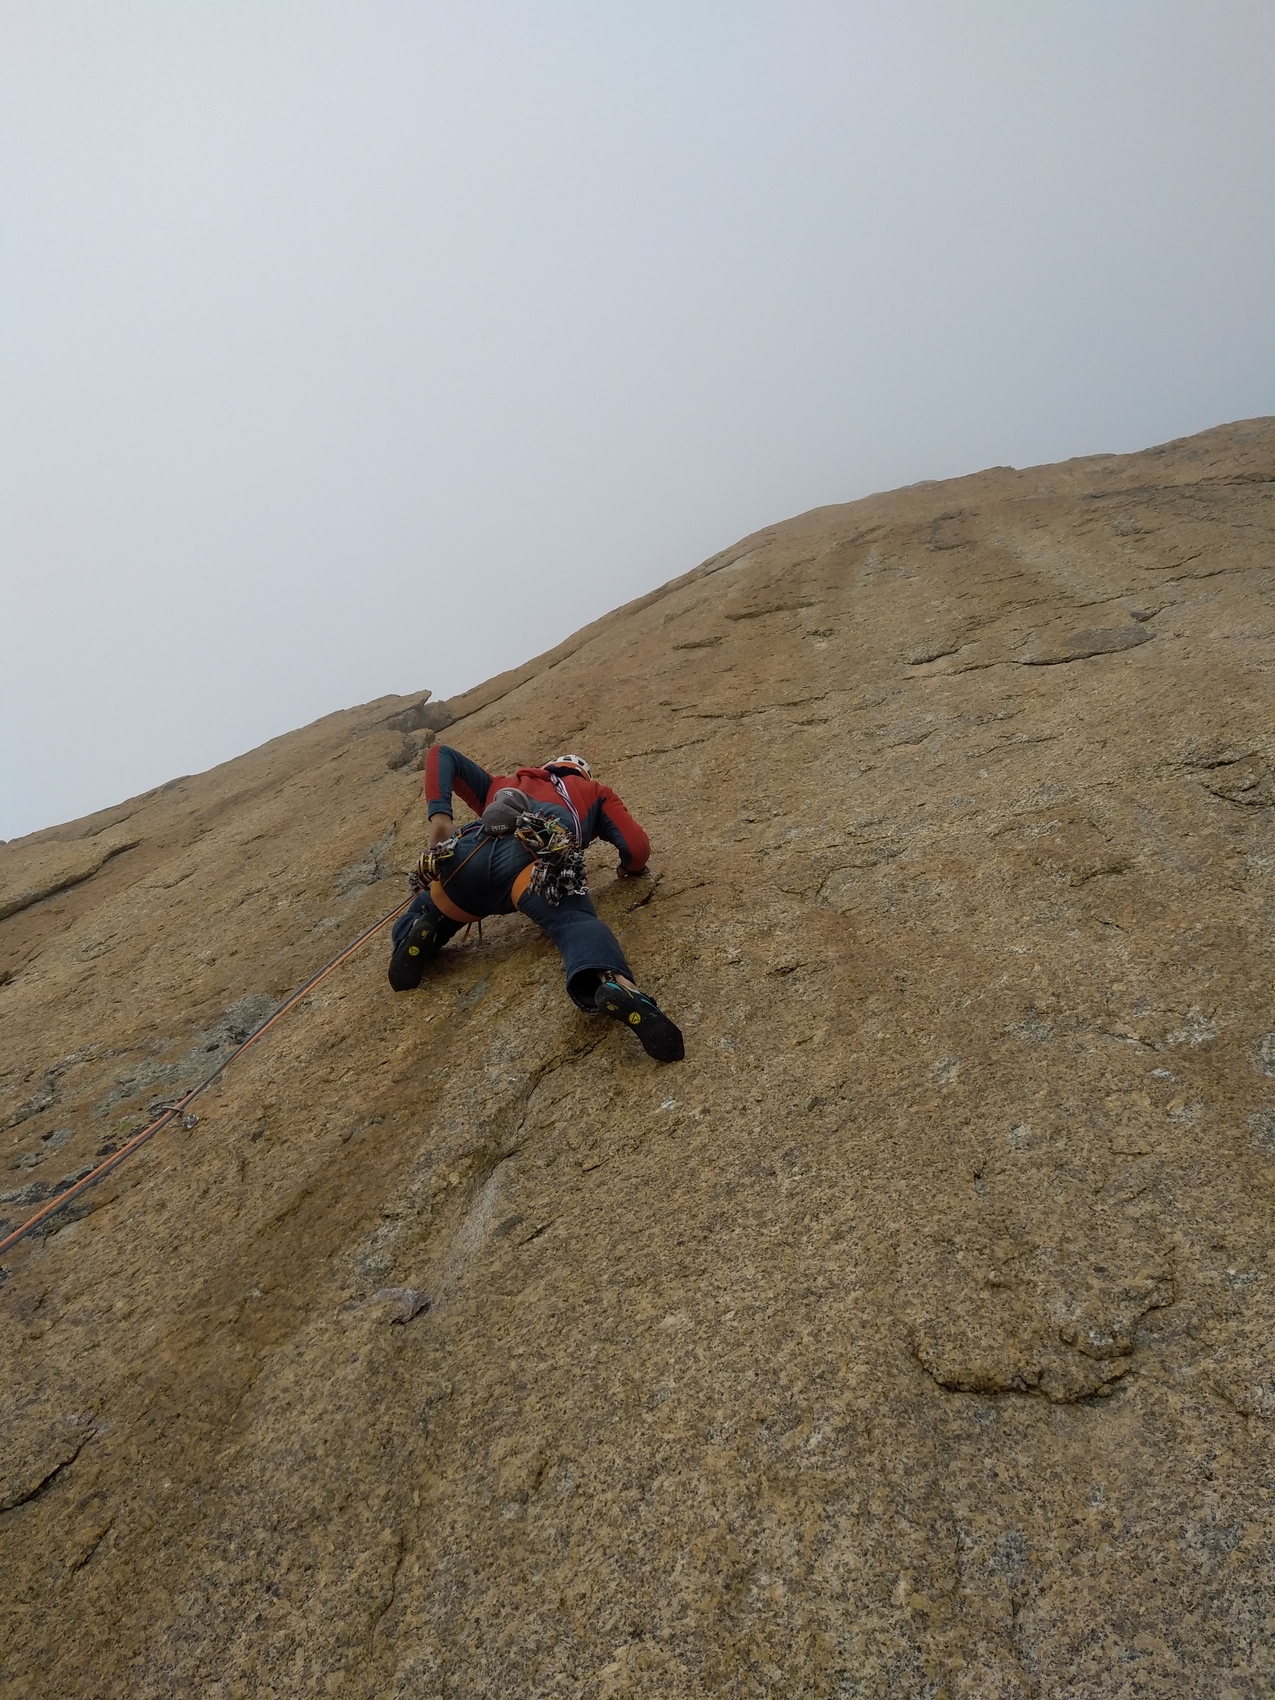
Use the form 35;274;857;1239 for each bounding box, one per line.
387;892;463;991
517;889;683;1062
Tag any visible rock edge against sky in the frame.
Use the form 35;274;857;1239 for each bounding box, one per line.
2;419;1274;1697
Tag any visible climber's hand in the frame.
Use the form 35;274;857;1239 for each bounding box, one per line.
428;813;455;850
616;863;646;879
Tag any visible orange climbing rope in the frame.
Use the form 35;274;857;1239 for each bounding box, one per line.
0;894;413;1260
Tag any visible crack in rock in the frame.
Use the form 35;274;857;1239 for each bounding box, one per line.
1019;625;1156;665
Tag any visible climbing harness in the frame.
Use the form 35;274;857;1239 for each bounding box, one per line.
512;810;587;904
417;828;490;927
514;772;588;904
0;894;413;1260
419;777;588;918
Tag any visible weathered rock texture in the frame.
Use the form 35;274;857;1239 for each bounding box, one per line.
2;420;1274;1698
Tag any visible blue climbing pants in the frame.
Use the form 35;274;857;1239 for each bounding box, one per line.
391;828;633;1010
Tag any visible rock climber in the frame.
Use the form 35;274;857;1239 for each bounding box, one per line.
388;747;684;1063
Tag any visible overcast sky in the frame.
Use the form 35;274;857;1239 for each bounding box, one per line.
2;2;1272;840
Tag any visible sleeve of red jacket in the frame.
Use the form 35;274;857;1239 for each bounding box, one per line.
424;745;494;819
594;785;650;874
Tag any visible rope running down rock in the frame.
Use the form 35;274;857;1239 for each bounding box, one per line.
0;895;413;1260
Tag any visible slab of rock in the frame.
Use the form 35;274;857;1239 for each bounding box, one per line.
2;420;1275;1697
1019;621;1156;664
0;833;139;921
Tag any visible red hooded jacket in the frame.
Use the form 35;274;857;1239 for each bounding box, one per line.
424;745;650;874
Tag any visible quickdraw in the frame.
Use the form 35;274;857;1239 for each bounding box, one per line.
512;807;588;904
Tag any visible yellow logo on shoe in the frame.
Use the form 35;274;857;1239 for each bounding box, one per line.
629;1012;641;1024
408;946;420;955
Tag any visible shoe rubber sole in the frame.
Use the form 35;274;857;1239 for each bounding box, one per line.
595;981;685;1062
388;911;440;991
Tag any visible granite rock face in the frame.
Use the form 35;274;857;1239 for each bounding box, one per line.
2;420;1274;1698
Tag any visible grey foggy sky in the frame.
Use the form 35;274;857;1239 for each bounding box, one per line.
2;2;1272;841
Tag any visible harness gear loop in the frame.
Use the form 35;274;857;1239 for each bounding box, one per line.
501;776;588;905
421;769;587;925
425;828;489;924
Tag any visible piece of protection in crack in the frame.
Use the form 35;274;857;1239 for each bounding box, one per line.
481;787;533;836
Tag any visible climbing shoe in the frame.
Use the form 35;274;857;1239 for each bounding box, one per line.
388;906;445;992
594;979;685;1063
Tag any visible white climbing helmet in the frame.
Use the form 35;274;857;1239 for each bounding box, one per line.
545;753;592;777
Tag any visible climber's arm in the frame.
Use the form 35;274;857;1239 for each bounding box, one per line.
425;746;493;822
594;787;651;875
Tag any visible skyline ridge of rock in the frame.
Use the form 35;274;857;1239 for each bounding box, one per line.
2;416;1274;1696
